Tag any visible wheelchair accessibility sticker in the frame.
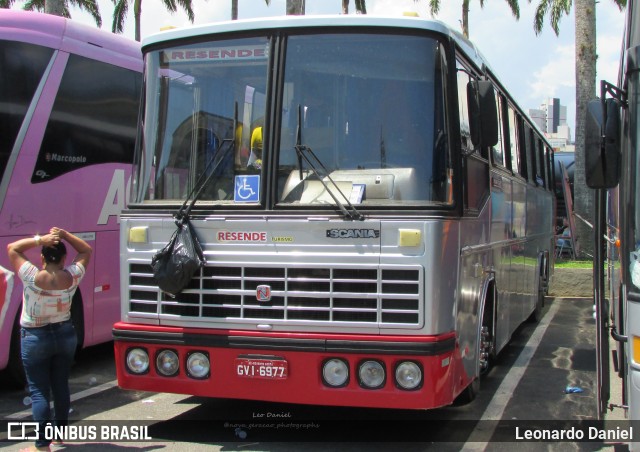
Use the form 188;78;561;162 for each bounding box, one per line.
234;175;260;202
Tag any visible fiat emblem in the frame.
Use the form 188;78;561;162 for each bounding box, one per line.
256;285;272;302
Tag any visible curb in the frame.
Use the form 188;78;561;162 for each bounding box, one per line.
549;267;594;298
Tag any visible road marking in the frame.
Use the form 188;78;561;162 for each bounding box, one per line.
461;299;561;451
6;379;118;419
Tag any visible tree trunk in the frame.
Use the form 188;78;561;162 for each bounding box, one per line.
45;0;65;17
134;0;142;42
573;0;597;258
232;0;238;20
462;0;470;38
286;0;305;15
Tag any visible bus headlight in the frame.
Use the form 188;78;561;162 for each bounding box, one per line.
322;358;349;387
156;349;179;377
186;352;210;379
358;360;385;389
395;361;423;390
126;348;149;374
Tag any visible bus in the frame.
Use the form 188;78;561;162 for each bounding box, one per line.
114;15;556;410
587;0;639;430
0;10;142;386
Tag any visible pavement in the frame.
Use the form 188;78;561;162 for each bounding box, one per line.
551;265;632;450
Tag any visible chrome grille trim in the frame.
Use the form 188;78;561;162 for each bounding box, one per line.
127;263;423;328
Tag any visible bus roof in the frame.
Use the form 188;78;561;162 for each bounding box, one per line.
0;10;141;70
142;14;487;69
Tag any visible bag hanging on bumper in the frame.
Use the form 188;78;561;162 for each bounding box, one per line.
151;218;205;296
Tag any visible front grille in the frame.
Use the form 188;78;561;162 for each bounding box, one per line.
128;263;422;327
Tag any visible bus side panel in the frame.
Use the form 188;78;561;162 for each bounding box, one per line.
627;298;640;421
88;230;121;346
0;52;67;369
491;171;514;353
458;201;491;384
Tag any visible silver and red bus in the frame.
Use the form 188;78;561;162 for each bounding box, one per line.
0;10;142;385
115;15;555;409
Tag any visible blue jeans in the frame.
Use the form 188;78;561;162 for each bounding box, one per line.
21;319;77;447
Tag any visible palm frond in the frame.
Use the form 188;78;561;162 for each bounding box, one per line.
69;0;102;26
111;0;128;34
505;0;520;19
176;0;195;22
426;0;440;17
612;0;626;9
164;0;178;14
550;0;571;36
531;0;549;35
23;0;43;12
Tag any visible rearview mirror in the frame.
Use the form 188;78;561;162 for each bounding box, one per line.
467;80;498;149
585;98;621;189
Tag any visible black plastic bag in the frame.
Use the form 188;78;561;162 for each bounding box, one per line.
151;218;205;296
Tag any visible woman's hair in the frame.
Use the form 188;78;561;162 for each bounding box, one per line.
42;242;67;264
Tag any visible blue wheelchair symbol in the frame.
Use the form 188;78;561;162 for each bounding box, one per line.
234;175;260;202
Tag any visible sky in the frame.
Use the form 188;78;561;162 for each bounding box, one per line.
8;0;627;140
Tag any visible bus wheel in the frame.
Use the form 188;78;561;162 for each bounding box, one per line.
479;325;493;374
6;312;26;389
455;306;493;405
528;274;545;323
454;376;480;406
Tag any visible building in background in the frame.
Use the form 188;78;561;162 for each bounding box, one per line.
529;98;574;153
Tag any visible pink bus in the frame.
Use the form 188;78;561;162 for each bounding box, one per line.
0;10;142;386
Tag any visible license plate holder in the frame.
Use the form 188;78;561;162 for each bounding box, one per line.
235;357;288;380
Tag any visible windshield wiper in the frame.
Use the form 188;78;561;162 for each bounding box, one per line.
177;102;238;220
294;105;363;221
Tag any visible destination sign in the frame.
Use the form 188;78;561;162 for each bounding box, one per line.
164;45;268;63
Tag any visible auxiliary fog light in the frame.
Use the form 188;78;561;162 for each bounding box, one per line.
126;348;149;374
322;358;349;387
186;351;210;379
156;349;179;376
395;361;423;390
358;360;385;389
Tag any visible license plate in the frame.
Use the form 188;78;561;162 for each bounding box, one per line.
235;358;288;379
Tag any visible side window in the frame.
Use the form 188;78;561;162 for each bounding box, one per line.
508;105;520;175
456;62;473;155
517;116;529;180
545;146;553;190
536;138;545;187
32;54;142;183
491;93;505;167
521;123;533;183
0;41;53;177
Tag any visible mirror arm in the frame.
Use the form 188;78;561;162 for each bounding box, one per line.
601;80;627;108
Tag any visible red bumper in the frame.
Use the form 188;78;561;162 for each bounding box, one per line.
113;322;466;410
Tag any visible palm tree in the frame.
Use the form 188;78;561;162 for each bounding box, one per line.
112;0;194;42
0;0;102;27
426;0;521;37
531;0;625;257
232;0;271;20
342;0;367;14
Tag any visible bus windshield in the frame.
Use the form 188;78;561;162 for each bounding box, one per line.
277;33;450;207
133;32;452;208
136;36;270;204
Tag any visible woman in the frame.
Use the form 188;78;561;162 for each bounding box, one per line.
7;227;92;452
